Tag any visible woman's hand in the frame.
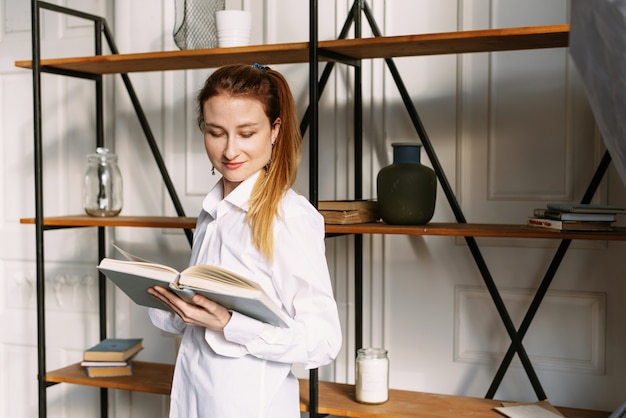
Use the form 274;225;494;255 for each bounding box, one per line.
148;286;232;331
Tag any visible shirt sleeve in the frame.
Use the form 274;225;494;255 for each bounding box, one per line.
221;201;342;369
148;307;187;334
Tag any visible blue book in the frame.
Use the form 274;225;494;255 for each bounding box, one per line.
83;338;143;362
546;203;626;214
534;208;616;222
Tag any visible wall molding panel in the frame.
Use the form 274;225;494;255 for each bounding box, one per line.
454;285;606;375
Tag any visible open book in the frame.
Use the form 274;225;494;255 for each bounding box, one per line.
97;246;289;327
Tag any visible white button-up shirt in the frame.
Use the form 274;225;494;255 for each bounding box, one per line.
149;171;342;417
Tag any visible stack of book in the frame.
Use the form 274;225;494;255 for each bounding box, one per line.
81;338;143;377
318;200;380;225
527;203;626;231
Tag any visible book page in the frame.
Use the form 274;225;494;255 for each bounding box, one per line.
182;264;259;290
113;244;156;263
318;199;378;211
113;244;256;289
111;258;180;275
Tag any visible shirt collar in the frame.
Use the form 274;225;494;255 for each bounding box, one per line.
202;170;262;217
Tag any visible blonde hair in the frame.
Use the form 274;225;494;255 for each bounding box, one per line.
197;64;302;259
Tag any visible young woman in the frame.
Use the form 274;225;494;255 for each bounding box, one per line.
148;63;342;417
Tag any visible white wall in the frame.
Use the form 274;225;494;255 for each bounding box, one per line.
1;0;626;416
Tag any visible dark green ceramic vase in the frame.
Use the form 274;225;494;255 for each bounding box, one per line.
377;143;437;225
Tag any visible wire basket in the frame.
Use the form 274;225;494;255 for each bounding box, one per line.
173;0;225;50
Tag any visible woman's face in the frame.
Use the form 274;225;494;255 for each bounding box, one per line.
202;94;280;196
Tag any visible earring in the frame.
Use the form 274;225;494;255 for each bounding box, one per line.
265;142;275;175
211;166;215;176
265;158;272;175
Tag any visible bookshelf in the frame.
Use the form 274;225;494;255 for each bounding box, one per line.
18;212;625;418
15;24;568;74
45;362;609;417
20;216;626;241
20;1;617;417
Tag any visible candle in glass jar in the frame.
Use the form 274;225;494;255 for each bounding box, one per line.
355;347;389;404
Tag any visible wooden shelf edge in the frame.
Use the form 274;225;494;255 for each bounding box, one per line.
322;24;569;61
46;361;173;395
325;222;626;241
20;215;197;229
20;216;626;241
46;363;609;418
15;24;568;75
15;41;312;74
299;380;610;418
300;379;499;417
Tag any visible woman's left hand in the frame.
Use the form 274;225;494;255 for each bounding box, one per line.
148;286;232;331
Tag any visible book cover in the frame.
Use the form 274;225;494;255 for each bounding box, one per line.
498;400;564;417
494;404;562;418
533;208;616;222
98;252;290;328
527;217;613;231
83;338;143;362
546;202;626;214
85;363;133;378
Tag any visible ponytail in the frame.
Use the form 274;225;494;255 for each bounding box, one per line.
248;68;302;259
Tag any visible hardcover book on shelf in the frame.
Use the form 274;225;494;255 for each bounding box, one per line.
533;208;616;222
546;202;626;214
85;363;133;378
80;359;131;367
320;208;380;225
318;200;379;224
83;338;143;362
527;217;614;231
98;248;289;328
317;200;378;211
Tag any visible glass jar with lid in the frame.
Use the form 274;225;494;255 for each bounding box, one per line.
355;347;389;404
83;147;123;217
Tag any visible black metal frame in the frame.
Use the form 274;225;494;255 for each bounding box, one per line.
30;1;190;417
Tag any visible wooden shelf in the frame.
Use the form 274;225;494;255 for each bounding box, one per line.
20;215;197;229
300;380;611;418
14;24;568;75
21;216;626;241
46;362;608;418
46;361;173;395
325;222;626;241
